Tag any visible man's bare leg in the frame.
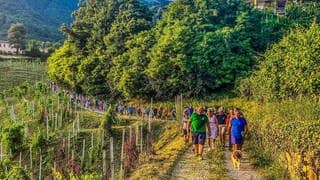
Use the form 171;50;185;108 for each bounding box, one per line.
194;144;199;155
199;144;204;159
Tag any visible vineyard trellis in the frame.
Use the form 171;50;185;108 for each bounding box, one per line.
0;79;182;179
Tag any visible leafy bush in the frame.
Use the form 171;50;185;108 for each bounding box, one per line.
100;107;117;135
240;23;320;101
1;123;24;154
5;166;29;180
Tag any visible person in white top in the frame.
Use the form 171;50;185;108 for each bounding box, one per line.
207;109;219;150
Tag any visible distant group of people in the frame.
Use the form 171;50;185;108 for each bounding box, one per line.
116;104;177;120
182;106;248;160
49;82;110;111
49;82;178;120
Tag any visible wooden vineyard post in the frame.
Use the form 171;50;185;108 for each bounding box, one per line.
0;143;3;162
101;130;104;149
147;98;152;153
129;126;132;143
51;104;53;126
120;129;125;178
67;131;71;161
82;139;86;167
60;111;63;129
53;162;57;180
46;116;49;139
77;112;80;132
57;96;60;112
19;152;22;167
30;146;33;170
55;113;58;130
32;101;35;121
91;132;94;149
39;149;42;180
103;150;107;179
72;121;75;136
140;122;143;152
25;125;29;138
110;137;115;180
149;98;152;130
102;130;107;179
136;124;139;147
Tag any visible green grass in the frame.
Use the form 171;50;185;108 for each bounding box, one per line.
129;122;189;179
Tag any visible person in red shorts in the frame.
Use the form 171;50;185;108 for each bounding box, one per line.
226;108;234;150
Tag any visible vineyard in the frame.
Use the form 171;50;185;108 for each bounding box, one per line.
0;59;45;91
0;79;188;179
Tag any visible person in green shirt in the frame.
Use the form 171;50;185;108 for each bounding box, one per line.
188;107;211;160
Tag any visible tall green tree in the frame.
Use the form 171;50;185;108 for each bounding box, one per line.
146;0;282;99
79;0;153;98
111;30;156;99
8;23;26;54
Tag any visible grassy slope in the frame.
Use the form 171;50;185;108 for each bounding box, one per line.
130;121;189;179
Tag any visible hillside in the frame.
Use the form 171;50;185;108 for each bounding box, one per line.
0;0;172;42
0;0;78;41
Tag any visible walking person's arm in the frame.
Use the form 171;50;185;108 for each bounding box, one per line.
228;120;231;135
206;122;211;136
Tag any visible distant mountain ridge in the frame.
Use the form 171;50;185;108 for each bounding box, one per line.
0;0;78;41
0;0;172;42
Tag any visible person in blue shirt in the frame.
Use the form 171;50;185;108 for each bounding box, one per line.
188;106;194;117
128;105;134;116
228;108;248;151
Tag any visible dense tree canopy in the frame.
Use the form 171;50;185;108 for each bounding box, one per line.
239;23;320;101
48;0;320;100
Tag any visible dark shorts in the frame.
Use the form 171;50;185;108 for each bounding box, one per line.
231;135;243;145
183;129;189;135
192;132;206;145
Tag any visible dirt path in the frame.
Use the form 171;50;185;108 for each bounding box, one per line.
224;146;261;180
170;139;260;180
170;145;212;180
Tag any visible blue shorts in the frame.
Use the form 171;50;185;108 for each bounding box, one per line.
231;135;243;145
192;132;206;145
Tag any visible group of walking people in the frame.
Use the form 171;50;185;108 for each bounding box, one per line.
182;106;248;160
49;82;178;120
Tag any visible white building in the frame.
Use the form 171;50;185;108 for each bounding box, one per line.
0;40;23;54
